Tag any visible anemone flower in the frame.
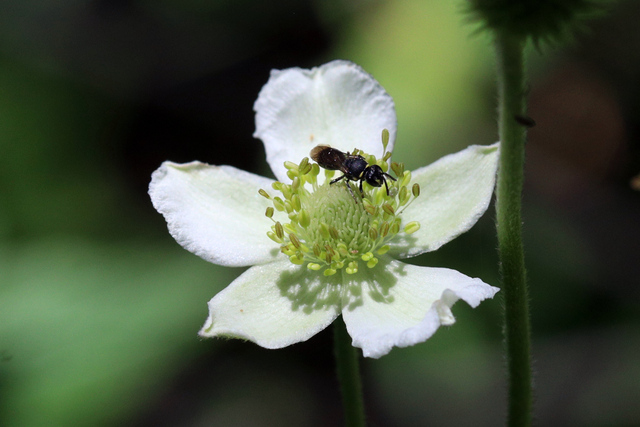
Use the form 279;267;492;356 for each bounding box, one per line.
149;60;499;358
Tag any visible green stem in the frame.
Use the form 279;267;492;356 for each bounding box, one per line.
333;316;365;427
494;33;533;426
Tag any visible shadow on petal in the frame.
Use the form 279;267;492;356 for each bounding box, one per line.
276;267;343;314
386;232;419;259
275;256;403;316
343;257;400;312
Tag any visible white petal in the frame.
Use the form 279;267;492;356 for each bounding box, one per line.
389;143;499;258
149;161;281;267
254;60;397;182
342;258;499;359
199;260;342;348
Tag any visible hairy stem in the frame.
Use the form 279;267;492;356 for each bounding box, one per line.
494;32;533;427
333;316;365;427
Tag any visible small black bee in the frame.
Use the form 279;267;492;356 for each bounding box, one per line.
310;145;396;199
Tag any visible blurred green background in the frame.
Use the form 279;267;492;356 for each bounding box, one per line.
1;1;639;426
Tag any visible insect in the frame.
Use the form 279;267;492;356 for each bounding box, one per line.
310;145;396;199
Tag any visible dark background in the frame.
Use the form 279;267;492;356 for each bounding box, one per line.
1;1;639;426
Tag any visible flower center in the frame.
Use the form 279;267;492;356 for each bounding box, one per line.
260;147;420;276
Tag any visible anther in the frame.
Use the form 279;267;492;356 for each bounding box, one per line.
404;221;421;234
382;203;395;216
275;222;284;239
259;189;271;199
381;128;390;151
289;233;301;248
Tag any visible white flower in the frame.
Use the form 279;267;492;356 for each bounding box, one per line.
149;60;499;358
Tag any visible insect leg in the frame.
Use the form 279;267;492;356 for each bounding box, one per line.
330;175;347;185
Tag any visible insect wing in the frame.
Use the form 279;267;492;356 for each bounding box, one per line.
310;145;346;171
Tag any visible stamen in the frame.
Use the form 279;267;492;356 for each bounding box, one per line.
381;128;390;151
404;221;421;234
262;144;421;274
265;207;274;218
259;189;271;199
412;183;421;197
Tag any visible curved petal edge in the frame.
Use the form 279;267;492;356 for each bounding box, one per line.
199;260;342;349
254;60;397;182
149;161;281;267
389;143;499;259
342;259;499;358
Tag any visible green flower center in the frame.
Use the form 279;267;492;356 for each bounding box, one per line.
260;147;420;276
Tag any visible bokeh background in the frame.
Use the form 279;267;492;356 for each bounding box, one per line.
1;1;639;426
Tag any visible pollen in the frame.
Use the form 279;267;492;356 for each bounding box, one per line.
260;142;421;276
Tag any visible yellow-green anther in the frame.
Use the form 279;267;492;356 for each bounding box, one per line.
291;194;301;211
281;185;292;200
381;128;390;151
398;186;409;205
273;197;285;211
404;221;421;234
267;231;282;243
275;222;284;239
284;200;293;213
286;170;296;180
390;221;400;234
361;252;373;261
310;163;320;176
391;162;403;177
412;183;420;197
271;181;282;191
380;222;390;237
299;209;310;227
298;157;309;172
377;245;390;255
283;223;296;234
325;252;333;264
346;261;358;275
291;176;300;192
382;203;395;216
289;233;301;248
382;151;392;162
367;257;378;268
323;268;337;276
307;263;321;271
259;189;271;199
284;160;298;171
265;207;274;218
299;243;310;253
289;255;304;265
400;170;412;187
363;199;376;216
368;227;378;240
